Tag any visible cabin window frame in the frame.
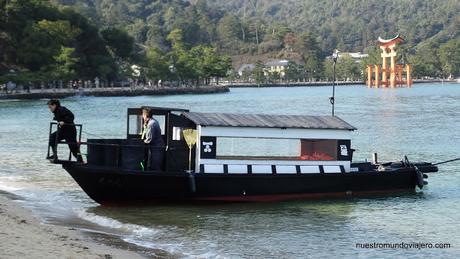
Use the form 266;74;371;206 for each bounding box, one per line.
126;108;168;139
202;136;349;161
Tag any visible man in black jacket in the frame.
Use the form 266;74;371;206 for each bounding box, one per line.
47;99;83;162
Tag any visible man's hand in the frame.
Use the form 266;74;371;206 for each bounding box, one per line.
58;121;65;126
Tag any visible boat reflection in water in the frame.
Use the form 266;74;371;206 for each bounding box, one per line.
49;106;438;205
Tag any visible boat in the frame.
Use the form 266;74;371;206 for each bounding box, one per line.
49;106;438;204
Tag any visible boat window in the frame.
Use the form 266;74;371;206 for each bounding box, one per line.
128;114;143;135
152;115;166;135
216;137;300;159
214;137;338;160
172;127;182;140
300;139;337;161
128;114;166;136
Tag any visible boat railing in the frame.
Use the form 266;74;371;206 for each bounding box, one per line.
47;122;188;170
47;122;83;162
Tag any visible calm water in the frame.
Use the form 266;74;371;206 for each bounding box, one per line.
0;83;459;258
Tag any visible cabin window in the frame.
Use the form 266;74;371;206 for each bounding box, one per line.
152;115;166;135
172;127;182;141
300;139;337;161
128;115;166;135
210;137;340;161
128;114;143;135
216;137;300;159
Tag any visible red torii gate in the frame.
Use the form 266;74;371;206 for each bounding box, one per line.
366;35;412;88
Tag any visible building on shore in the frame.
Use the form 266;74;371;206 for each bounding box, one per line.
326;52;369;63
264;59;290;77
237;64;256;76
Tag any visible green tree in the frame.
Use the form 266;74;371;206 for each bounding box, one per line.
217;14;242;54
284;61;302;82
252;60;266;86
101;27;135;60
17;19;80;71
50;47;79;82
336;56;361;81
439;39;460;77
144;47;170;82
408;42;442;78
295;32;323;80
167;28;186;50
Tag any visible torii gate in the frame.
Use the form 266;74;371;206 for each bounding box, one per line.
366;35;412;88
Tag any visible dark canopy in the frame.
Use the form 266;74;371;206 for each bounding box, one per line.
182;112;356;130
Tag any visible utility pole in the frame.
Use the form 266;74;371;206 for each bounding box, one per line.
330;49;339;116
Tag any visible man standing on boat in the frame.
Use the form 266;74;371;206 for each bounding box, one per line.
47;99;83;163
142;108;165;170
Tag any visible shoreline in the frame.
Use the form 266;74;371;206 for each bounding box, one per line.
0;192;147;259
225;79;455;88
0;84;229;100
1;79;455;100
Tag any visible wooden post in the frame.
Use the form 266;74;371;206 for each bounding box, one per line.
390;54;396;88
397;65;403;88
406;64;412;87
367;65;373;88
374;65;380;88
382;56;387;87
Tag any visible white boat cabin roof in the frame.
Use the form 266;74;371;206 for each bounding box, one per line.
182;112;356;131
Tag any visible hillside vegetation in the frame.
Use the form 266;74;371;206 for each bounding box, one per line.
1;0;459;86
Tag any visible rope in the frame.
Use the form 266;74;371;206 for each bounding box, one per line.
81;130;106;139
434;157;460;165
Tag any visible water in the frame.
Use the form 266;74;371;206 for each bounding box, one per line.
0;83;459;258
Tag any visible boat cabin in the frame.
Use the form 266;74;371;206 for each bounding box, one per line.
85;107;356;174
183;112;356;174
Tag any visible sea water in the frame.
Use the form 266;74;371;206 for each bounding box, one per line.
0;83;459;258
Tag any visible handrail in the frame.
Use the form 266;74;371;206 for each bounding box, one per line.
49;122;83;127
48;121;191;171
47;122;83;161
56;141;174;150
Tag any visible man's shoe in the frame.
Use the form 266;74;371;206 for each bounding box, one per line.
46;155;58;163
76;155;84;163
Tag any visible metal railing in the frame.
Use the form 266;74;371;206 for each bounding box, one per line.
47;122;83;162
47;122;189;170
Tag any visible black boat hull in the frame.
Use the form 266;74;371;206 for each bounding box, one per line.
63;163;424;205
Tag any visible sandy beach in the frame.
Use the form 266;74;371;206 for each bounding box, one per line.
0;194;145;259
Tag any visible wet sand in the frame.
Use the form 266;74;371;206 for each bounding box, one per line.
0;194;145;259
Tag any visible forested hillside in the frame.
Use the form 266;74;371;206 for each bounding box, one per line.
49;0;459;77
1;0;459;85
206;0;459;52
48;0;459;53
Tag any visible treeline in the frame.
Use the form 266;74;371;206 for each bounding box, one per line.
1;0;459;87
0;0;231;86
0;0;134;85
207;0;459;53
234;36;460;84
144;29;231;86
49;0;459;79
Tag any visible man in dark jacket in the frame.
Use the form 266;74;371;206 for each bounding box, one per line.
47;99;83;162
141;108;165;170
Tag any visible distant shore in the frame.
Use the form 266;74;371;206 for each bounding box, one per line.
0;192;145;259
1;79;455;100
0;85;229;100
225;79;455;88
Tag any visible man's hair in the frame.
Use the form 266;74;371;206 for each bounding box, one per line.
142;108;153;118
47;99;60;106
